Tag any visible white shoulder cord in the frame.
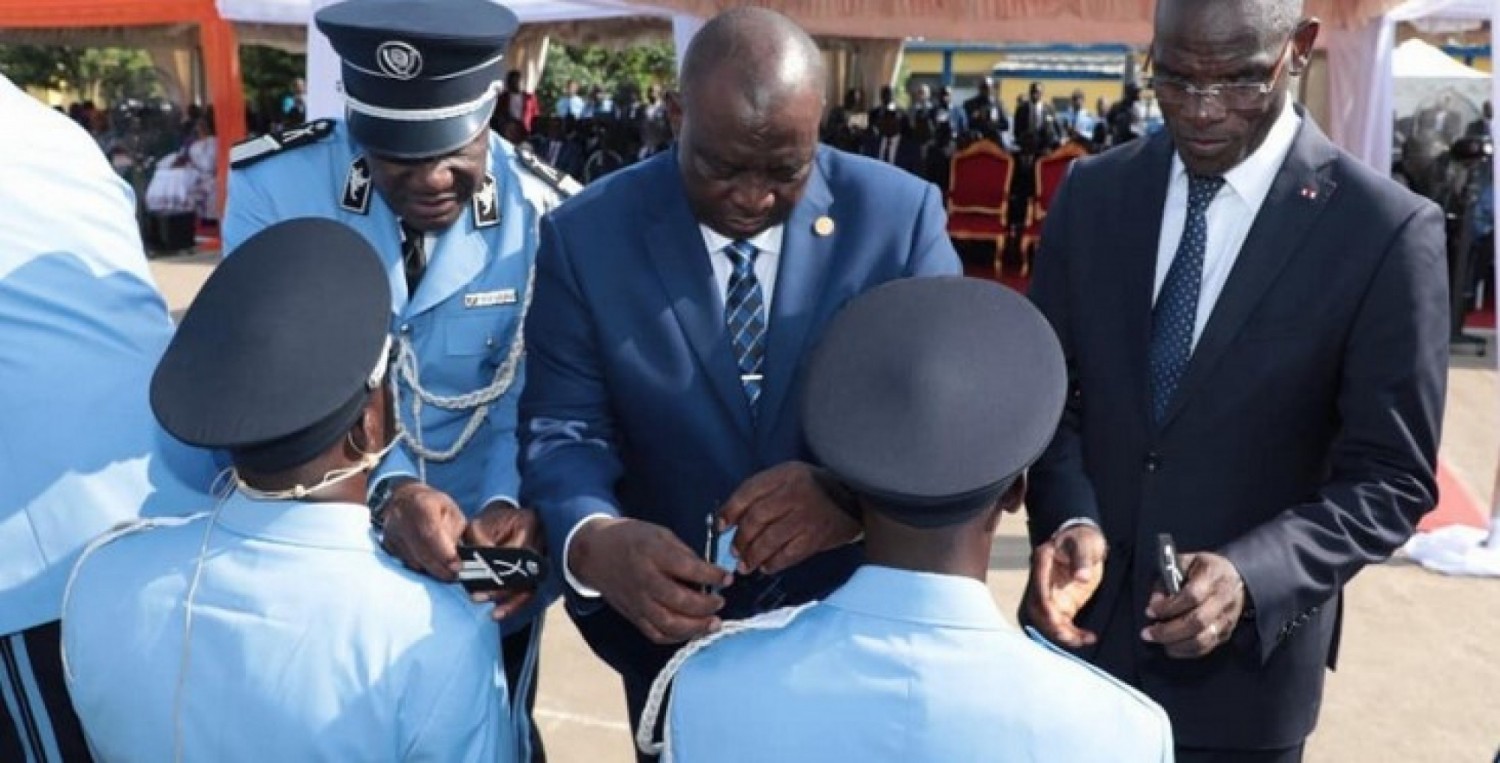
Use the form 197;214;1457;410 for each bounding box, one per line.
635;603;817;758
172;467;237;763
389;265;534;482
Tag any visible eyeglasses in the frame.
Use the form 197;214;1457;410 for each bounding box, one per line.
1146;39;1293;114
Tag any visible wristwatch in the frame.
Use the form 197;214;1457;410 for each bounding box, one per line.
369;476;417;529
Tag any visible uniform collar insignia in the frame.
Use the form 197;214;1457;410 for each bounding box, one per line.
341;156;372;215
472;172;500;228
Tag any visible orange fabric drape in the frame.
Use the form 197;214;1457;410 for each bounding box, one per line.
0;0;246;218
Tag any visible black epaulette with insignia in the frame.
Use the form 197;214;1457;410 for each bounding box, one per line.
230;119;336;169
515;142;584;199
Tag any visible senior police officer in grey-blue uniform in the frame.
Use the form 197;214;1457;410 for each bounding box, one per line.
221;2;575;758
64;219;513;763
639;277;1175;762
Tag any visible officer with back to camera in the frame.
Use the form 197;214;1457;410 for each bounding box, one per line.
221;1;578;759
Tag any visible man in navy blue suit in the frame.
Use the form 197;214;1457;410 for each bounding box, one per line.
519;6;959;746
1023;0;1447;759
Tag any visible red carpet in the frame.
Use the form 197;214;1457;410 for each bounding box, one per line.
1421;461;1490;532
195;220;221;252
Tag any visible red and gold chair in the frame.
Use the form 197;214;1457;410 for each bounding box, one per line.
1019;141;1089;276
945;140;1014;275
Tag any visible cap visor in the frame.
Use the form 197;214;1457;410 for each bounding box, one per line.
349;107;491;160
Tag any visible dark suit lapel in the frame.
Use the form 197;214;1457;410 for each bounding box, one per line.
1160;116;1339;430
1122;134;1175;427
757;156;836;438
645;152;754;439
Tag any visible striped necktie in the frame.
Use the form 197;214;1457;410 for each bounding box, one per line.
400;222;426;294
723;239;767;409
1148;173;1225;423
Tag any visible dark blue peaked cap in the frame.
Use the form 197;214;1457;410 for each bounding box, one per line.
316;0;519;159
151;218;392;473
802;277;1066;528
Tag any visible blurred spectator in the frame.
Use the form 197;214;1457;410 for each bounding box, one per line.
582;84;614;119
497;69;540;133
868;84;897;123
556;79;585;118
862;109;922;175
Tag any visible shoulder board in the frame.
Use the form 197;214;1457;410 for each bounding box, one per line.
231;119;336;169
1023;625;1166;709
63;513;211;606
637;601;818;757
515;142;584;199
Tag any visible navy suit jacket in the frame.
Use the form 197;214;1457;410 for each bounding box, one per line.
520;146;960;683
1025;116;1448;749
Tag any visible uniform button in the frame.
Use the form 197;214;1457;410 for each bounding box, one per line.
485;337;495;348
1144;452;1161;472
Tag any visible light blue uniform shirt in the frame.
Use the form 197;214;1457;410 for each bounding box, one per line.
223;121;563;521
61;493;511;763
663;566;1174;762
0;74;215;637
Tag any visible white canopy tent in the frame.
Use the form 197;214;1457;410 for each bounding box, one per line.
1327;0;1496;170
1389;37;1490;125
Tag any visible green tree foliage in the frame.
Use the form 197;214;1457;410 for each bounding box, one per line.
240;45;306;120
0;45;161;104
536;41;676;107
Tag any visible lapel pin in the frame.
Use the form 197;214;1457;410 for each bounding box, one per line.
814;216;835;237
1299;186;1318;201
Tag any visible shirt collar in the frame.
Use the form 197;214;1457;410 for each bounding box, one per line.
1171;93;1301;207
701;223;784;257
214;491;380;552
823;565;1009;630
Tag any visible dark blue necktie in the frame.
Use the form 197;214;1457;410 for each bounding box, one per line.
1149;174;1225;423
724;240;767;409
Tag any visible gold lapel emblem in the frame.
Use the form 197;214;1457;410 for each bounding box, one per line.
814;215;835;237
472;173;500;228
340;156;371;214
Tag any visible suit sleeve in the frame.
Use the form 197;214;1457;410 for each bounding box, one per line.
905;182;962;276
1024;166;1104;542
518;213;626;575
1221;202;1448;663
220;166;279;255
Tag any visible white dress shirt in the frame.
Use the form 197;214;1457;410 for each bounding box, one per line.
1153;95;1301;347
1055;96;1301;541
562;223;786;597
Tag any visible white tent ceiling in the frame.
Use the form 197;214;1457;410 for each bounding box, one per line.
1391;37;1488;78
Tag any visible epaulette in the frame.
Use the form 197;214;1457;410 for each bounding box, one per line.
515;142;584;199
230;119;336;169
635;602;817;757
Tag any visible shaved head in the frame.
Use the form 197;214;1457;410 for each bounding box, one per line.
671;8;826;240
1157;0;1303;47
679;7;826;116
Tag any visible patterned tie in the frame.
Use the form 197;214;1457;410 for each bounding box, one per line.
723;240;767;410
1148;174;1225;423
400;222;427;294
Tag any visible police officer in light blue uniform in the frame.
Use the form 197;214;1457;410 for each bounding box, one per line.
63;219;512;763
0;73;216;762
641;277;1175;762
221;2;575;757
